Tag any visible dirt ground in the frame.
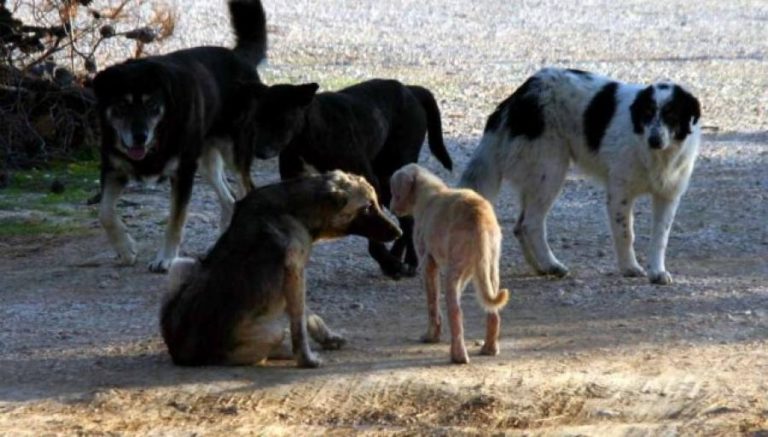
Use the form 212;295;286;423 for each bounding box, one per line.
1;0;767;435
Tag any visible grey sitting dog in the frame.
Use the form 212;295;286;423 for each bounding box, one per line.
160;170;402;367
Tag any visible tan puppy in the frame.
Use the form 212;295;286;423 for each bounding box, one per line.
390;164;509;364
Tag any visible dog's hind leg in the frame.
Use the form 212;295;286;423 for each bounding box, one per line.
420;254;442;343
149;164;195;273
99;172;137;265
445;271;470;364
201;146;236;231
472;241;506;356
227;316;285;365
513;149;569;277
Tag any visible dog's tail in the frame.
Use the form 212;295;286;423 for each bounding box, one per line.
408;85;453;171
474;235;509;311
458;123;506;202
229;0;267;66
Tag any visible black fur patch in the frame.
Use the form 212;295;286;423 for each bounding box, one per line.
485;77;544;139
663;85;701;140
583;82;618;152
629;86;656;135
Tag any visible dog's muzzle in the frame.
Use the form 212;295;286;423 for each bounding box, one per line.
348;206;402;242
648;134;663;149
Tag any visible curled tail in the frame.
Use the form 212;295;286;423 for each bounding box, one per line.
473;235;509;311
458;128;505;203
408;85;453;171
229;0;268;66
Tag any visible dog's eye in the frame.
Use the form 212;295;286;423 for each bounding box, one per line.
111;102;128;115
360;202;373;214
147;101;162;114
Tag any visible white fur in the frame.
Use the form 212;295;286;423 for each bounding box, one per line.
460;68;701;285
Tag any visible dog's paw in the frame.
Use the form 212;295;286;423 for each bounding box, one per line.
320;334;346;351
649;271;673;285
479;342;500;356
420;331;441;344
148;256;175;273
114;237;138;266
401;263;418;278
621;264;647;278
451;352;470;364
297;352;322;368
539;262;569;278
115;249;138;266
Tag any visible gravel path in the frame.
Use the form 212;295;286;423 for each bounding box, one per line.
1;0;767;434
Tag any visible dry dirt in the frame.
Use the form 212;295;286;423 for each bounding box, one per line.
1;0;767;435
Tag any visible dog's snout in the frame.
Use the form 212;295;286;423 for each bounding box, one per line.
348;205;402;242
648;134;662;149
132;129;149;146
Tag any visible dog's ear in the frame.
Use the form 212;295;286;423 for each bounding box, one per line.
320;187;348;210
241;81;267;98
668;85;701;140
289;83;319;107
629;86;656;135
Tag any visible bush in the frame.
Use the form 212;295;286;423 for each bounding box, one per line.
0;0;175;172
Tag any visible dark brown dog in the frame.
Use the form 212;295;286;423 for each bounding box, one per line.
160;171;402;367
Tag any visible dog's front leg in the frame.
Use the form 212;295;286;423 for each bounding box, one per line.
99;172;137;265
283;245;320;368
149;165;195;273
607;185;645;277
648;194;680;285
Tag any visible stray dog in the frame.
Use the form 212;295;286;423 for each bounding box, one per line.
160;171;402;367
233;79;454;279
93;0;267;272
390;164;509;364
460;68;701;284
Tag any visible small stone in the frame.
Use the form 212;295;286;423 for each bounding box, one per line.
50;179;66;194
596;249;606;258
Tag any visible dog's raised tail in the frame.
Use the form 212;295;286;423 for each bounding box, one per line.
408;85;453;171
229;0;267;66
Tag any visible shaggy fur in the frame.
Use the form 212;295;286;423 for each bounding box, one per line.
234;79;454;279
390;164;509;364
460;68;701;284
93;0;267;272
160;171;402;367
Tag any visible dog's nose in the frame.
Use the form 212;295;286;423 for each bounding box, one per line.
132;130;148;146
648;135;662;149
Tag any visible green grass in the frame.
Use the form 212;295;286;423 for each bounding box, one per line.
0;218;84;237
0;161;99;237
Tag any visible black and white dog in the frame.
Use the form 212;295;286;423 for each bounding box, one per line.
460;68;701;284
92;0;266;272
234;79;454;279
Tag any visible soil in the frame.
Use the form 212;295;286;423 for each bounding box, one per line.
1;0;767;435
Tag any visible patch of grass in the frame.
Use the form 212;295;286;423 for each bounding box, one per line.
0;160;99;236
0;218;84;237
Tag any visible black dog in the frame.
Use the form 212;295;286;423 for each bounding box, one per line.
92;0;266;272
161;171;402;367
234;79;454;279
